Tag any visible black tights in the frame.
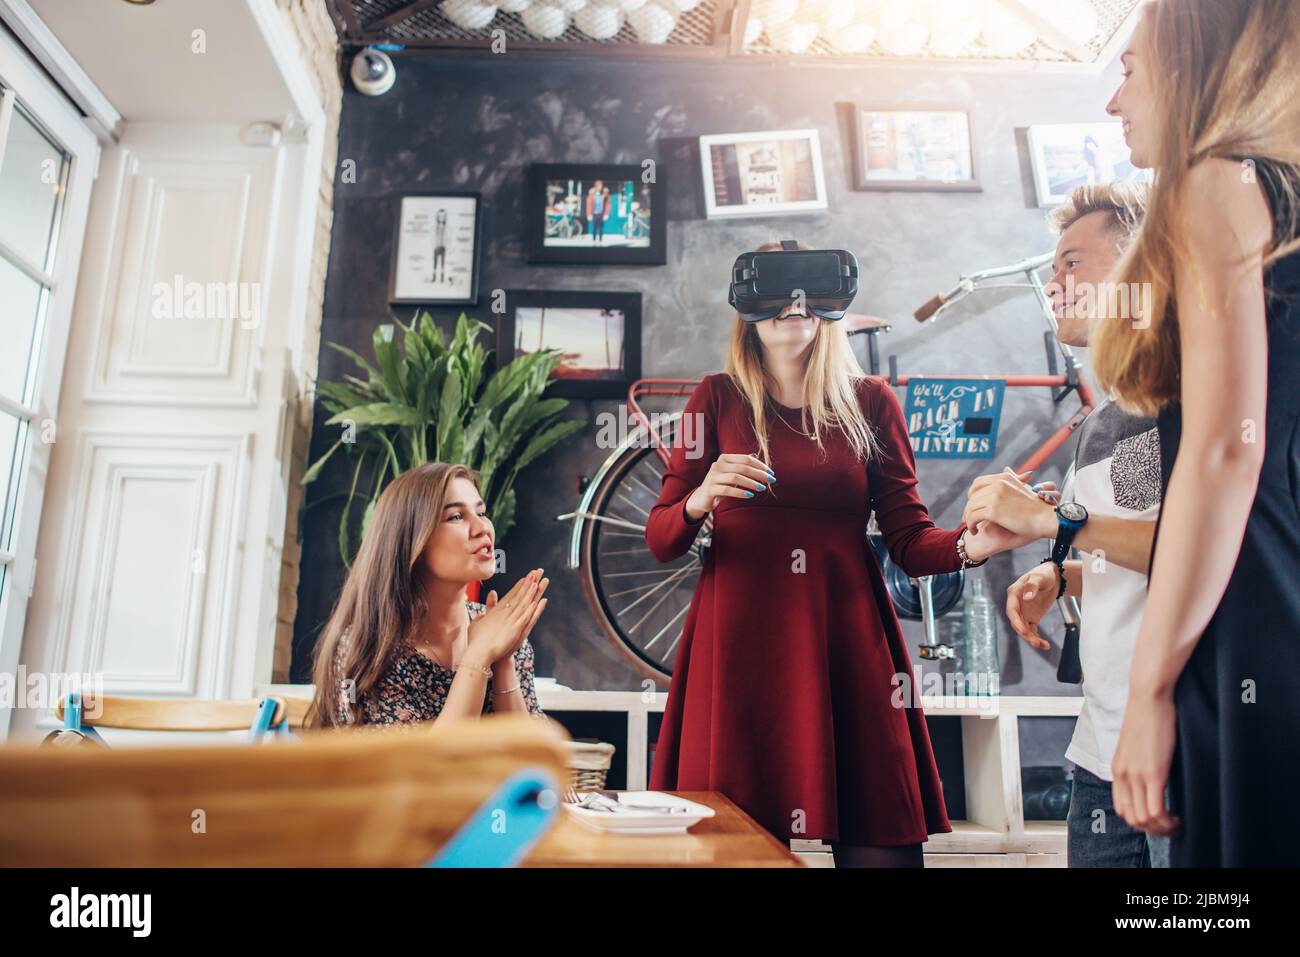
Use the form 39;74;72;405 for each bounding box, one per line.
829;841;925;868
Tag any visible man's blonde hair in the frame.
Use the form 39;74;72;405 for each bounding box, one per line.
1049;181;1150;248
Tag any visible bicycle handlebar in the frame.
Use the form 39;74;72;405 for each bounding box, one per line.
913;251;1056;323
913;294;946;322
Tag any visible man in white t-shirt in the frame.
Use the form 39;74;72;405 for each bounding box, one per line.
962;181;1169;867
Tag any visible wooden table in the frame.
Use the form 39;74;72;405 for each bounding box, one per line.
524;791;804;867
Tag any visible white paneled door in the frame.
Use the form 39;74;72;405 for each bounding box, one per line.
0;26;98;738
10;122;319;740
1;1;327;742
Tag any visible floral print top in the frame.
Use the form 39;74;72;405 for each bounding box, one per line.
334;601;545;726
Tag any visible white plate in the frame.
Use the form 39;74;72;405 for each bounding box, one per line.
563;790;715;835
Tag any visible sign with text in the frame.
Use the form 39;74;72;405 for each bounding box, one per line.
903;378;1005;459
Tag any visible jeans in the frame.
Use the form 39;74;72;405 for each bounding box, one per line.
1066;764;1170;868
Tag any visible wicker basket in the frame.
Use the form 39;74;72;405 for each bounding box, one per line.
564;739;615;792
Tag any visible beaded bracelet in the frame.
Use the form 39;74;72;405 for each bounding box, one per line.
956;528;988;569
458;661;493;679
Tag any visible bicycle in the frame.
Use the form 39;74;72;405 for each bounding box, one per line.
559;250;1093;685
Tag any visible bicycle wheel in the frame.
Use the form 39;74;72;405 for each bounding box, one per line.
868;533;965;621
577;424;704;685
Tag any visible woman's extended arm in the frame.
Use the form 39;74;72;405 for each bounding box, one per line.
646;377;719;562
1112;158;1272;832
866;378;969;577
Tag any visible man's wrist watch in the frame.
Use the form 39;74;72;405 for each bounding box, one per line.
1045;502;1088;599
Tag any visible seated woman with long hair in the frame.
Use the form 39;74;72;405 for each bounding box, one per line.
307;462;549;728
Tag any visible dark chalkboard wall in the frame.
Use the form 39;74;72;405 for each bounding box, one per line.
292;48;1124;752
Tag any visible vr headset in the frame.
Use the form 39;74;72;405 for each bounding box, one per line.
728;240;859;323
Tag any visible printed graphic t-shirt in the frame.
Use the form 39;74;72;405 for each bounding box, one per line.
1060;397;1161;782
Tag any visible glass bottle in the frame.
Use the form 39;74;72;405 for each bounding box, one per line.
960;578;1000;696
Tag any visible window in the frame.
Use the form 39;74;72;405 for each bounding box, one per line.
0;86;70;605
0;27;98;732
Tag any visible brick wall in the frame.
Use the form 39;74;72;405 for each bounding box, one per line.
273;0;342;681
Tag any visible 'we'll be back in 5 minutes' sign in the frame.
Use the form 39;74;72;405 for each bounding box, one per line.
902;378;1006;460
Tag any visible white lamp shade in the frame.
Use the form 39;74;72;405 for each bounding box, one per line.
767;18;820;52
916;0;984;31
859;0;913;33
754;0;799;27
440;0;499;29
627;2;677;42
826;18;875;52
522;2;569;35
980;0;1036;56
802;0;854;33
928;17;981;56
574;3;623;36
1040;0;1099;47
925;0;982;59
877;19;928;55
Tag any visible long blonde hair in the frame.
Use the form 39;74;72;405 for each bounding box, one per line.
307;462;479;728
723;241;878;464
1091;0;1300;417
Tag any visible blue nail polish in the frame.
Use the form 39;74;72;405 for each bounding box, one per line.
745;491;755;497
768;472;777;482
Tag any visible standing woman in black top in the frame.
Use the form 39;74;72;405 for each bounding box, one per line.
1092;0;1300;865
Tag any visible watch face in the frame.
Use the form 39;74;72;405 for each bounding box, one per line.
1058;502;1087;523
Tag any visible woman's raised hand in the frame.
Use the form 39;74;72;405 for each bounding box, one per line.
466;568;550;667
684;453;775;521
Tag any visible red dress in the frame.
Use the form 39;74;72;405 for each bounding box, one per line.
645;372;962;845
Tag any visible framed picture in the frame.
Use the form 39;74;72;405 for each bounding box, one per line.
497;290;642;399
699;129;828;219
388;192;482;304
525;164;666;266
851;104;981;192
1027;122;1148;206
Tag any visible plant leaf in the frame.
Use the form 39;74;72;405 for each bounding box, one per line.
492;487;517;540
325;403;424;427
435;368;462;462
513;418;586;472
372;324;407;404
301;437;343;486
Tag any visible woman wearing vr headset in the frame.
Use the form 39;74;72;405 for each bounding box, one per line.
645;241;1020;867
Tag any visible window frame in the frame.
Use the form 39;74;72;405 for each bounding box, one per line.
0;24;99;734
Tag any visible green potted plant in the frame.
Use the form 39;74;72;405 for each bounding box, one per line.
303;311;586;592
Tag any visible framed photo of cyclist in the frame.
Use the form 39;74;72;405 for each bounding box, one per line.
388;191;482;304
497;289;642;399
1026;122;1147;206
525;163;666;266
850;104;981;192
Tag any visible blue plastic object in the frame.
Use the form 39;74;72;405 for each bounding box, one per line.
427;767;560;868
